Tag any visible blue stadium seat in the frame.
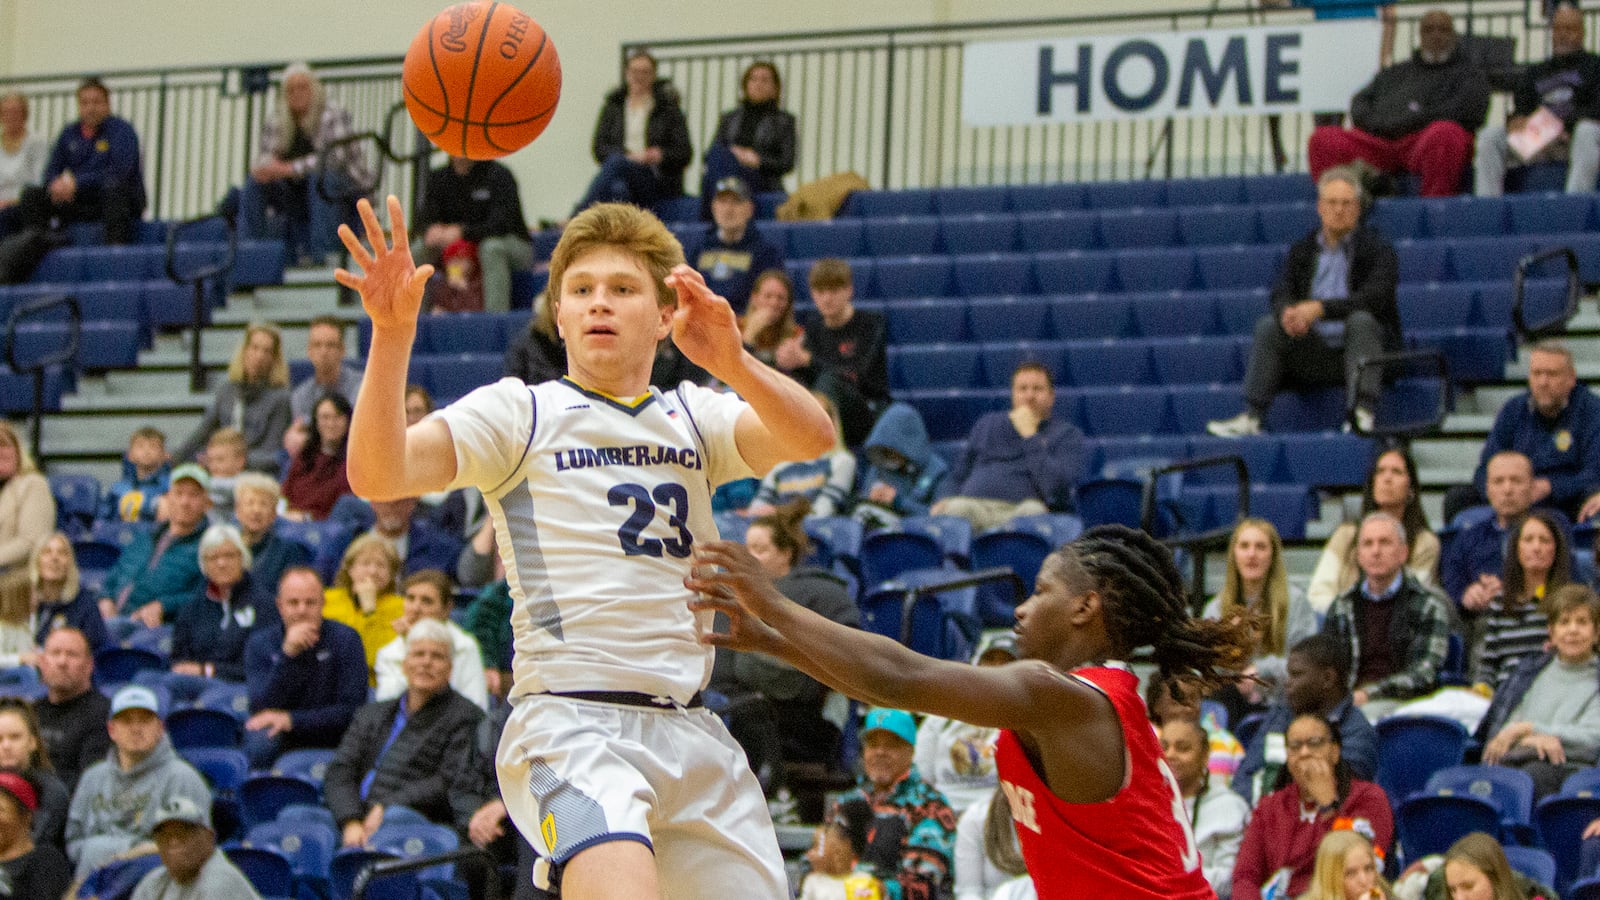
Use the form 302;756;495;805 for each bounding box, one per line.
424;352;503;403
653;196;699;223
859;531;946;590
1214;288;1272;334
1426;764;1535;841
1279;433;1376;487
851;189;937;218
241;775;322;830
804;516;864;573
1034;251;1116;294
1166;176;1246;208
1263;388;1346;433
1015;210;1100;253
965;296;1053;342
1149;337;1240;384
970;529;1051;626
901;515;973;566
1396;793;1501;865
330;848;412;900
1005;182;1088;212
247;821;336;887
1065;341;1153;387
1506;192;1593;235
30;247;86;283
1176;206;1259;247
952;253;1035;297
863;216;942;256
1048;294;1131;338
872;256;952;299
1195;245;1284;290
901;388;1002;442
1368;198;1426;242
889;345;982;391
887;299;970;344
1409;327;1512;383
73;281;147;327
1243;174;1315;204
136;669;208;708
1199;483;1316;539
1084;180;1167;210
1079;386;1171;436
979;342;1068;389
1447;235;1540;283
141;280;197;329
166;707;243;749
95;647;167;685
1185;436;1285;484
78;321;142;369
426;314;504;354
183;747;249;795
931;185;1010;215
1503;847;1557;891
50;473;101;537
1397;282;1476;330
1075;478;1145;528
1422;195;1509;238
1536;794;1600;893
1129;292;1220;337
1092;435;1189;476
1114;248;1196;292
1255;201;1318;244
938;213;1020;254
1553;231;1600;284
1006;513;1084;548
272;748;337;787
1098;208;1179;249
1375;715;1469;812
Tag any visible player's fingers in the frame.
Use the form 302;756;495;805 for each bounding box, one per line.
333;269;364;292
338;224;374;268
408;265;436;294
358;197;388;252
387;195;411;251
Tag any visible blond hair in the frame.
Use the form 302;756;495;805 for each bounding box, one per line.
548;203;684;314
1302;830;1390;900
334;533;401;595
0;421;39;476
1216;518;1291;656
226;323;290;386
28;532;79;603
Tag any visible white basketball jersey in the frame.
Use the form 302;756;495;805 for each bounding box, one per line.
437;376;754;703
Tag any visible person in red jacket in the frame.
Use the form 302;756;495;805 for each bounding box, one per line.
1232;713;1394;900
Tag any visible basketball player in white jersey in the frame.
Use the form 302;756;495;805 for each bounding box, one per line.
335;196;833;900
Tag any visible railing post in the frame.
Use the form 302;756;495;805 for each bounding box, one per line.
153;73;169;221
881;31;896;189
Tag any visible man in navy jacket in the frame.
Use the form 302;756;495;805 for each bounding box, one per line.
21;77;145;244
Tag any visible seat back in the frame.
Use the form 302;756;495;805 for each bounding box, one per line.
858;530;944;589
1536;794;1600;893
1426;764;1533;827
247;820;337;881
1396;794;1500;865
272;748;337;788
330;848;412;900
1503;846;1557;890
240;775;322;829
1374;715;1468;808
224;845;297;899
93;647;167;686
181;747;249;793
165;707;243;750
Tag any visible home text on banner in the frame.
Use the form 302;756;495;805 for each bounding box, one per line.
961;21;1381;126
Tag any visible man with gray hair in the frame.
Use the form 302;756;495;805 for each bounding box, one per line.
1320;511;1452;720
1209;167;1400;437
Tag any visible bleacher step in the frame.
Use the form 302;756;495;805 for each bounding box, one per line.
236;283;343;316
40;410;202;455
144;324;314;365
71;369;208;399
46;458;125;488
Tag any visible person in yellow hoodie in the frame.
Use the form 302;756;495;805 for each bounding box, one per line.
320;533;403;681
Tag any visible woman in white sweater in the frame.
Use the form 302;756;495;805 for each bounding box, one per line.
1306;447;1439;614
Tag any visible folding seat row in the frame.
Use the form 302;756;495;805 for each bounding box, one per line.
1085;432;1375;489
837;173;1314;218
1367;192;1597;242
886;336;1248;391
358;310;533;357
880;288;1276;344
8;321;142;370
406;352;505;404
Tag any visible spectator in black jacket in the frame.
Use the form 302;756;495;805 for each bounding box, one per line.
1307;9;1490;197
697;61;798;218
684;175;784;315
570;50;692;216
786;258;890;447
1475;5;1600;195
170;525;278;682
413;157;532;314
324;619;486;846
1208;168;1399;438
32;629;107;793
503;292;564;386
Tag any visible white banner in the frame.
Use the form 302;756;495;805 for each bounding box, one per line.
961;21;1381;125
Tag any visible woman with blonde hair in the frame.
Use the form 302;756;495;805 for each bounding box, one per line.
0;573;35;668
0;91;47;235
174;323;292;472
321;533;405;677
1206;518;1318;721
1422;832;1553;900
1299;830;1390;900
0;422;52;579
27;532;108;656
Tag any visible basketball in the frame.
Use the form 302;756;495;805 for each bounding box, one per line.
402;1;562;160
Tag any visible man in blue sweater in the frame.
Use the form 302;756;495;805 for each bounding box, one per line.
20;77;145;244
241;566;368;769
931;361;1086;530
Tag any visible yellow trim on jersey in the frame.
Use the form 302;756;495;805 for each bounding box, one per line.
559;376;657;413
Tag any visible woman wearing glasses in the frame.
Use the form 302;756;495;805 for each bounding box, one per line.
1231;714;1393;900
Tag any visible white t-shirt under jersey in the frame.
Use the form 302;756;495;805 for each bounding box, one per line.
437;376;753;704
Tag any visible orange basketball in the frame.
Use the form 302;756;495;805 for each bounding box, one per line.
402;1;561;160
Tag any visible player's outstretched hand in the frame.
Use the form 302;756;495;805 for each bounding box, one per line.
334;195;434;331
667;265;743;378
686;541;792;655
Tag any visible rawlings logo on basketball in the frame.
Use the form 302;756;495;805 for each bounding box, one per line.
439;3;483;52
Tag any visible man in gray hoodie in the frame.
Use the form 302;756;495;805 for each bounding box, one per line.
65;685;212;879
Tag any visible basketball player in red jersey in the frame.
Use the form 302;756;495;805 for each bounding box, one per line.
686;524;1253;899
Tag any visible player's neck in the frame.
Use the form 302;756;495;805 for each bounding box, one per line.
563;370;652;404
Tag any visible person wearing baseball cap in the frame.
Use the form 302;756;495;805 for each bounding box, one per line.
65;685;211;879
683;172;783;315
97;462;212;628
130;793;260;899
0;769;70;898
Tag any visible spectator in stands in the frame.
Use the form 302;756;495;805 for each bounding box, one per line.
952;789;1027;900
102;426;169;524
18;77;145;245
284;315;363;457
1425;831;1555;899
1161;717;1249;899
0;767;69;897
1476;5;1600;196
0;572;33;664
1442;451;1567;613
504;293;565;386
1308;447;1440;614
1232;713;1393;900
325;618;487;847
0;92;48;238
413;155;533;314
1478;584;1600;798
29;532;109;656
0;421;52;580
571;49;692;215
804;797;887;900
1471;510;1571;693
239;62;368;267
1299;830;1389;900
200;427;246;521
1306;9;1489;197
66;685;211;878
1452;342;1600;524
1146;670;1246;786
698;61;798;218
170;524;276;682
241;566;367;769
913;634;1017;817
827;707;955;900
1205;518;1319;724
853;403;948;528
232;472;311;593
321;534;404;675
741;269;802;370
1322;512;1451;721
281;393;353;522
0;699;66;849
98;464;210;628
33;628;108;793
931;362;1086;530
711;502;857;802
373;569;486;711
463;571;512;699
1207;167;1399;437
136;795;260;900
404;384;434;426
1233;633;1379;805
361;496;462;577
789;258;890;448
746;392;855;519
175;323;292;473
684;175;783;315
466;699;542;899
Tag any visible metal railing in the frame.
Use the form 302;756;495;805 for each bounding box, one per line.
4;294;79;461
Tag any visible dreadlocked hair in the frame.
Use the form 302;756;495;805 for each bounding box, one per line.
1058;524;1254;694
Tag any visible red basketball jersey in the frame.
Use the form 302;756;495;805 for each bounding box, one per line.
994;665;1216;899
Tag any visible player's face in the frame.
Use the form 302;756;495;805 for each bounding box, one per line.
1341;844;1379;899
1231;525;1273;585
556;246;672;391
1444;859;1494;900
861;731;914;790
1013;558;1079;663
